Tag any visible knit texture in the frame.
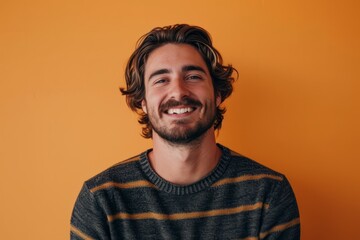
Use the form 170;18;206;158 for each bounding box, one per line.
70;144;300;239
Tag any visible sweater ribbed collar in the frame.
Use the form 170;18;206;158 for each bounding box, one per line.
139;144;231;196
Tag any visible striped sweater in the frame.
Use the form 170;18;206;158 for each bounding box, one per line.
70;144;300;239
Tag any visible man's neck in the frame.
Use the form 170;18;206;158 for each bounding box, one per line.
148;130;221;185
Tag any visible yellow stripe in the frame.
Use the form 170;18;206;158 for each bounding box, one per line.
259;218;300;239
90;180;156;193
108;202;265;222
212;174;283;187
70;225;94;240
239;237;259;240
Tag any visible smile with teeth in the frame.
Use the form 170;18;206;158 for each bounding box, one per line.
166;107;195;115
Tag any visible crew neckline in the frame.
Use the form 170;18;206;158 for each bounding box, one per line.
139;144;231;195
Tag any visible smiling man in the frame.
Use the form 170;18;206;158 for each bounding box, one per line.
143;44;218;146
70;24;300;239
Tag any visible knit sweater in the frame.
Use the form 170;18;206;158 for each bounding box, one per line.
70;144;300;239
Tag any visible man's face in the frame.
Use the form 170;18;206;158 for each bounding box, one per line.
142;43;221;144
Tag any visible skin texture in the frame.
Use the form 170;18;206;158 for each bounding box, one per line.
142;43;222;185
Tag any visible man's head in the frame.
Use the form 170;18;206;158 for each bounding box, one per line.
121;24;237;139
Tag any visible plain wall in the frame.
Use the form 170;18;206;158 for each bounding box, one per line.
1;0;359;239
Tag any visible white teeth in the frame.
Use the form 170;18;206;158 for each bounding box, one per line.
167;107;193;114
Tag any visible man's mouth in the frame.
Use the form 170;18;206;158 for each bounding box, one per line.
160;97;202;116
166;107;195;115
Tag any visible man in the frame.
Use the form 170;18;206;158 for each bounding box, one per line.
71;24;300;239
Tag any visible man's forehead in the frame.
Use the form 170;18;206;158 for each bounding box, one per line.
144;43;209;77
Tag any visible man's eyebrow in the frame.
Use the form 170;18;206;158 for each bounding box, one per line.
147;65;206;81
148;69;171;81
182;65;207;74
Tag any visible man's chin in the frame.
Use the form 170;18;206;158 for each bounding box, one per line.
153;126;209;145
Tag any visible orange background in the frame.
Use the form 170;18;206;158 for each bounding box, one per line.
1;0;359;239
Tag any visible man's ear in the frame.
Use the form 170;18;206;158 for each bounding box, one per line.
216;94;221;107
141;100;147;114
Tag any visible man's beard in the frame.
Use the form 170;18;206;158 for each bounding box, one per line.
147;97;217;145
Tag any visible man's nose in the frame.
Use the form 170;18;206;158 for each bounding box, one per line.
169;78;190;100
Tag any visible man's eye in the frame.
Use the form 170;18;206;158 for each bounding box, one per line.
186;75;202;80
154;79;166;85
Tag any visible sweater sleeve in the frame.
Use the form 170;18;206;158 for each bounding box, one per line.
70;183;111;240
259;176;300;240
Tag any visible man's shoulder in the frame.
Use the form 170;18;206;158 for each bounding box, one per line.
224;145;284;179
84;152;145;191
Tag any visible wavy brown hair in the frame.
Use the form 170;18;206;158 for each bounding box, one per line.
120;24;237;138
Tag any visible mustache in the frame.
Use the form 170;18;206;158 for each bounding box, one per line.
160;97;202;112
